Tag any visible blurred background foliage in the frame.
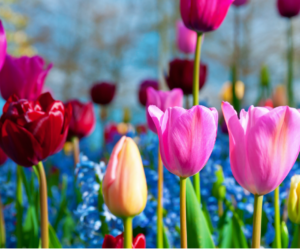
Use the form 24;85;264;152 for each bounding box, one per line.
1;0;300;108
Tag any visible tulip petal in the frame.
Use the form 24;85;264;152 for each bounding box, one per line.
0;120;42;167
169;105;217;177
0;21;7;71
247;106;300;195
133;234;146;248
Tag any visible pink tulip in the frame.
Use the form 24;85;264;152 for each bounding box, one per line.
146;87;183;133
222;101;300;195
277;0;300;18
148;105;218;178
176;20;197;54
0;21;7;71
180;0;234;33
0;54;52;101
233;0;248;7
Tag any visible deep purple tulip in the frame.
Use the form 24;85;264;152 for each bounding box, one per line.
180;0;234;33
166;59;207;95
176;20;197;54
0;20;7;71
277;0;300;18
90;82;116;105
0;54;52;101
233;0;248;7
138;80;159;106
0;92;72;167
0;147;8;166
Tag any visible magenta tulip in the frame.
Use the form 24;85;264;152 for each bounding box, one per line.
146;87;183;133
233;0;248;7
277;0;300;18
0;21;7;71
176;20;197;54
180;0;234;33
0;54;52;101
148;105;218;178
222;101;300;195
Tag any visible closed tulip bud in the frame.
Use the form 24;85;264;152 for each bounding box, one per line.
233;0;248;7
0;54;52;101
102;136;147;217
277;0;300;18
149;105;218;178
102;233;146;248
222;102;300;195
0;21;7;71
166;59;207;95
176;20;197;54
90;82;116;105
65;100;96;140
138;80;159;107
180;0;234;33
288;175;300;224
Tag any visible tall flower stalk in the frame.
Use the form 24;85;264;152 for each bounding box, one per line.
16;165;23;248
0;195;5;248
274;187;281;248
34;162;49;248
180;177;187;248
252;195;263;248
287;19;294;107
157;149;163;248
192;32;203;203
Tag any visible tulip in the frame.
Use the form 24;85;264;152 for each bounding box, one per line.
288;175;300;224
0;148;7;166
0;21;7;71
90;82;116;105
146;87;183;133
176;20;197;54
102;136;147;248
0;55;52;101
180;0;234;33
102;233;146;248
233;0;248;7
222;101;300;248
102;136;147;217
138;80;159;106
166;59;207;95
66;100;95;140
149;104;217;248
149;105;218;178
277;0;300;18
0;92;72;167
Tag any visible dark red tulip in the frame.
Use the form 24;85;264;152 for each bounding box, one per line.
233;0;248;7
166;59;207;95
102;233;146;248
90;82;116;105
138;80;159;106
0;148;8;166
0;54;52;101
277;0;300;18
180;0;234;33
0;92;72;167
65;100;96;140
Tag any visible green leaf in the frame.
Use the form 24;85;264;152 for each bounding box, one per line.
186;178;215;248
49;224;62;248
202;202;214;234
219;216;233;248
291;223;298;248
281;221;289;249
163;226;170;248
22;206;39;248
232;216;248;248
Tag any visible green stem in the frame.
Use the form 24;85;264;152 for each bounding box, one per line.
0;195;5;248
252;195;263;248
157;148;163;248
34;162;49;248
180;177;187;248
16;165;23;248
72;136;80;167
287;19;294;107
298;225;300;248
123;217;132;248
274;187;281;248
192;32;203;203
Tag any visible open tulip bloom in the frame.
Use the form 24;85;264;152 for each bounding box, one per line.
149;104;218;248
222;101;300;248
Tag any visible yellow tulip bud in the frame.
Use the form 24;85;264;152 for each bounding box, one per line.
102;136;147;218
288;175;300;224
